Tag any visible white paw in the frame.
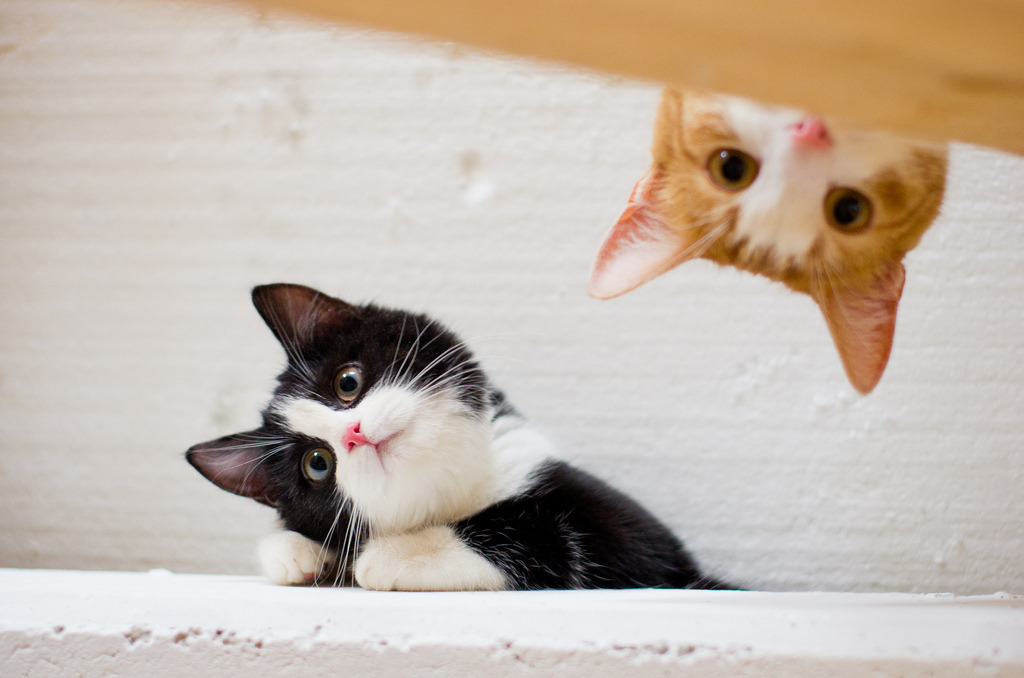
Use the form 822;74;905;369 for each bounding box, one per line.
354;525;506;591
258;530;335;586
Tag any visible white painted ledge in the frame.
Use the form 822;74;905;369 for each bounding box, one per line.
1;569;1021;677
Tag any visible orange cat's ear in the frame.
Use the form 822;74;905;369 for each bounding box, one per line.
812;263;906;394
588;172;700;299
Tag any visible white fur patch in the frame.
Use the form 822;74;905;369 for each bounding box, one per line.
490;413;554;502
277;385;494;534
258;529;335;585
354;525;507;591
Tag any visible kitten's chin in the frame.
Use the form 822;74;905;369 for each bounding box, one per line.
343;398;496;534
350;430;401;466
351;454;495;534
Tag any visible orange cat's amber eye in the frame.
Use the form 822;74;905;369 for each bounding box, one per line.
825;188;873;233
706;149;759;191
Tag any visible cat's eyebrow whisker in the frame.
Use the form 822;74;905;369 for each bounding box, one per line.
263;302;318;387
384;314;410;390
393;318;424;387
279;317;317;385
382;322;492;394
418;363;488;397
405;340;476;388
411;367;476;401
293;345;319;390
416;353;477;384
409;320;446;365
399;317;431;385
395;317;442;387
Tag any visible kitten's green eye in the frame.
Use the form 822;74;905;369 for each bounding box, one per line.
333;365;363;402
825;188;873;233
302;448;333;482
707;149;759;191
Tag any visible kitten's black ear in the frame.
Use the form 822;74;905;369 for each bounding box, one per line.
185;430;280;507
252;283;357;346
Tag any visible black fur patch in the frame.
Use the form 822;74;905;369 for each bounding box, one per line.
455;460;730;590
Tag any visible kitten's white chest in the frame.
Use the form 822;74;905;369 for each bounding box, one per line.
490;414;556;502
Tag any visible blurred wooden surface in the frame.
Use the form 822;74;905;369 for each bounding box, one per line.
237;0;1024;155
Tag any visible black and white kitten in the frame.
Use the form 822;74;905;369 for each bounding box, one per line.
186;283;728;591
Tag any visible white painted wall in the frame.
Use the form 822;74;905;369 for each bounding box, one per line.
1;0;1021;594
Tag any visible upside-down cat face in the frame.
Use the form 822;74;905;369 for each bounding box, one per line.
589;88;947;394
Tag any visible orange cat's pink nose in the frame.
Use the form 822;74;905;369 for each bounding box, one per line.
342;421;371;452
791;116;832;149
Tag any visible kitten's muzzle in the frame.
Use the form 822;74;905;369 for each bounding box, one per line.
342;421;371;453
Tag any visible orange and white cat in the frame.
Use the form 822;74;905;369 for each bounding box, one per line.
589;88;947;394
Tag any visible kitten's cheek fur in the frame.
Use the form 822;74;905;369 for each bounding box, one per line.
258;530;335;586
354;526;507;592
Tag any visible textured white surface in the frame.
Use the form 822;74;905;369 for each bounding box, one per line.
0;0;1023;594
2;569;1023;677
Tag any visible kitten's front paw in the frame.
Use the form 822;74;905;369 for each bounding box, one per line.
258;530;334;586
354;535;405;591
354;525;506;592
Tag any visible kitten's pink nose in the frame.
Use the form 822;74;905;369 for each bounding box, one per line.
342;421;371;452
791;116;832;149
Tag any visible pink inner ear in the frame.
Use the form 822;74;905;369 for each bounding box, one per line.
813;263;906;394
186;433;279;507
588;172;700;299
